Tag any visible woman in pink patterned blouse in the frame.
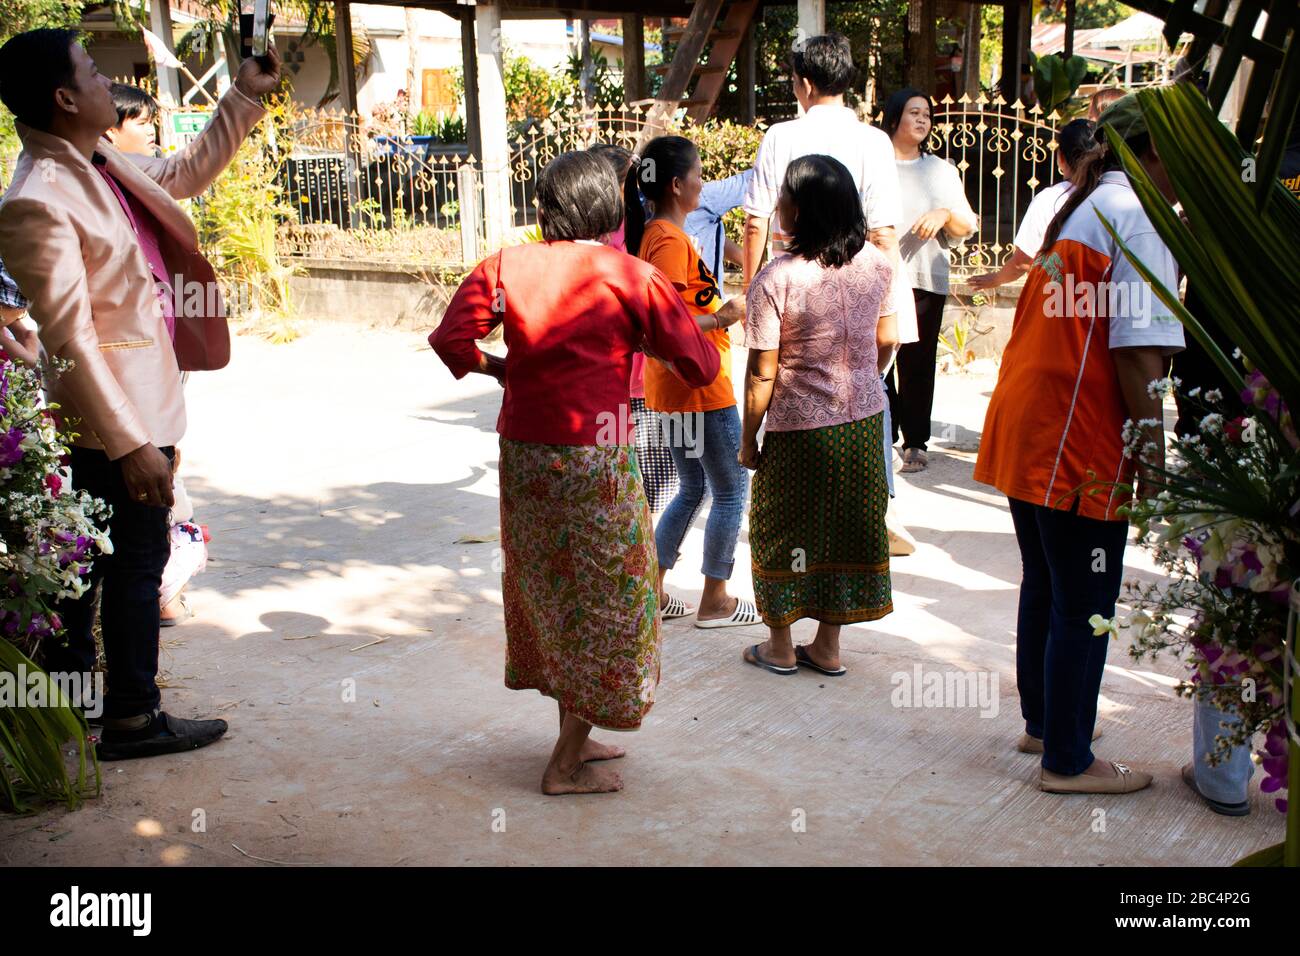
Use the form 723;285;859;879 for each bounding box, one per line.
739;154;899;677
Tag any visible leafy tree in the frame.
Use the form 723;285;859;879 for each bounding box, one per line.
1040;0;1129;31
0;0;82;44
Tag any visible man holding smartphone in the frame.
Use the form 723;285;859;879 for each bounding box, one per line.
0;28;280;760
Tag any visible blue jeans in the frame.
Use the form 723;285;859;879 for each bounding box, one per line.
1008;496;1128;775
655;405;748;581
881;375;895;498
1192;695;1254;803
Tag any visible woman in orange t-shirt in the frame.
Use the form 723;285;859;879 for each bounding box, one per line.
625;136;758;629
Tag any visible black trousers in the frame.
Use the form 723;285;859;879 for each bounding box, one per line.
1008;496;1127;775
886;288;947;450
41;446;173;720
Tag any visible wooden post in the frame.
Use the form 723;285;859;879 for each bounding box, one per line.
405;7;419;119
335;1;361;229
334;1;358;114
912;0;937;94
1064;0;1076;59
962;1;982;97
475;1;511;250
457;162;481;265
622;14;645;103
460;7;482;161
999;0;1022;102
738;21;756;124
579;19;594;110
797;0;826;40
149;0;181;108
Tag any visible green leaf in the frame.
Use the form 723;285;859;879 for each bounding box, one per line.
1232;842;1285;867
1101;85;1300;413
0;639;99;813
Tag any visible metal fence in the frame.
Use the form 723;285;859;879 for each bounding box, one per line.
271;96;1060;273
277;108;485;265
506;105;648;231
922;93;1065;275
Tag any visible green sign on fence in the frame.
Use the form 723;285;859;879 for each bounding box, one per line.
170;111;212;137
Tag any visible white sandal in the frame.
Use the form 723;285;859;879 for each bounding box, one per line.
660;594;696;619
694;598;761;629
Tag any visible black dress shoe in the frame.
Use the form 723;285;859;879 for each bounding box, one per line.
1181;763;1251;816
96;710;228;761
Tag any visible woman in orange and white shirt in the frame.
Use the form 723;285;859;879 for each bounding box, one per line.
975;96;1184;796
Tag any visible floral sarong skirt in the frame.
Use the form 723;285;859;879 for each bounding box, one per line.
749;413;893;627
499;438;661;731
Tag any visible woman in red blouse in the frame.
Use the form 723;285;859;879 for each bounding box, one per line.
430;151;719;795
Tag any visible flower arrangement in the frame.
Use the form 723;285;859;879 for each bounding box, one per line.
1;356;112;654
1094;80;1299;864
1;354;107;811
1114;369;1299;814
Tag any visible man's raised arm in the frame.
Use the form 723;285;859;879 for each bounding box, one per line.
124;48;282;200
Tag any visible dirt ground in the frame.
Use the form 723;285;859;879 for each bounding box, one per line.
0;323;1284;866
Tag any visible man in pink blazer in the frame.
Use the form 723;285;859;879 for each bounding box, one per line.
0;28;280;760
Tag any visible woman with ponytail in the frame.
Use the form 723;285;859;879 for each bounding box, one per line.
974;95;1185;795
631;135;757;629
970;118;1097;290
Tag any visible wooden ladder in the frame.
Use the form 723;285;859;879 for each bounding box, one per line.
635;0;759;151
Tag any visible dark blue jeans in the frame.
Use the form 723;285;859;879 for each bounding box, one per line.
1008;496;1128;775
655;405;748;580
42;446;173;720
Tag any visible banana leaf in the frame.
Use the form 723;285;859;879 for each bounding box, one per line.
1099;83;1300;415
0;639;99;813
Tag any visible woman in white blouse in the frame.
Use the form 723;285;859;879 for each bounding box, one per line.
881;89;978;474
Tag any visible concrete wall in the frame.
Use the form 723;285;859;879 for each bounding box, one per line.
287;258;459;332
285;261;1017;366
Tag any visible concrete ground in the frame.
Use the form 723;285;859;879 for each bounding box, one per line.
1;322;1284;866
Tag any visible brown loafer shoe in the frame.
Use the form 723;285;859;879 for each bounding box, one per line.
1017;726;1103;753
1040;760;1152;794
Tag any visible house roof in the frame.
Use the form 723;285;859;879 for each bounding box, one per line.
1031;13;1186;66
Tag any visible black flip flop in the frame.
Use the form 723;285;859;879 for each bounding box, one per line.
795;644;847;676
744;644;797;676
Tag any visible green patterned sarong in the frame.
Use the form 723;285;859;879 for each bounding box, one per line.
749;413;893;627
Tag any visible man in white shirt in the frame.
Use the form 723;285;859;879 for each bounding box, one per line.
741;33;918;554
741;33;913;338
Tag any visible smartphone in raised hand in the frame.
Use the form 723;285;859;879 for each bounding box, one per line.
239;1;275;67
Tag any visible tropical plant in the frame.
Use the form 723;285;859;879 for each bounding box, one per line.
1097;81;1300;865
665;116;766;244
1;2;85;176
1028;52;1088;115
1039;0;1129;30
504;52;563;124
1;355;106;812
555;49;625;112
935;309;992;370
1;0;81;43
410;112;466;145
194;94;301;343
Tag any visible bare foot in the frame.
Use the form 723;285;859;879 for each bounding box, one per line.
696;595;738;622
579;739;625;762
541;760;624;795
